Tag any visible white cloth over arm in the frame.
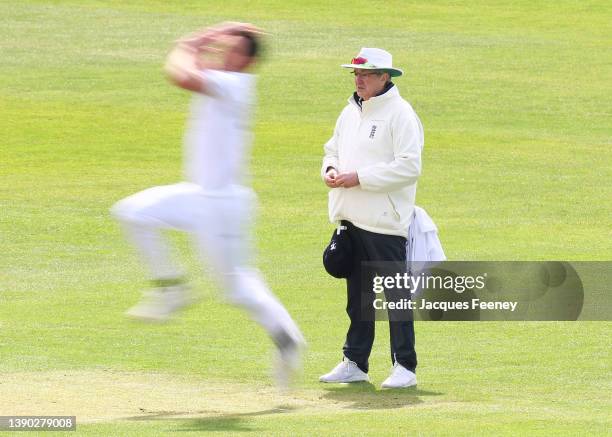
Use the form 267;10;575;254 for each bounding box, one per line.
406;206;446;266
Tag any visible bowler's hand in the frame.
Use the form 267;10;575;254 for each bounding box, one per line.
324;168;339;188
335;171;360;188
176;23;262;51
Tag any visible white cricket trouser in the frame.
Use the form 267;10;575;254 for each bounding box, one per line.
111;182;298;335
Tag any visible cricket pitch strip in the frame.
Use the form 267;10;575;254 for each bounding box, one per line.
0;369;436;424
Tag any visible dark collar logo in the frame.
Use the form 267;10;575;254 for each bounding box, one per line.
369;125;377;139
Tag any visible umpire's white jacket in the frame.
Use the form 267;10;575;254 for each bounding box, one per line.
322;84;424;238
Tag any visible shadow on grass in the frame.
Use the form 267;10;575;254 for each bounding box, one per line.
122;406;297;433
174;407;297;433
320;382;443;410
119;385;444;432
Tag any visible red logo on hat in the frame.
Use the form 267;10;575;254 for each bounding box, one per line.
351;57;367;65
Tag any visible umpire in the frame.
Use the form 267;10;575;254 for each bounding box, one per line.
319;48;424;388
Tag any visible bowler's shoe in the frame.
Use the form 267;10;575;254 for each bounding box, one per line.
273;326;307;390
126;285;193;322
381;362;417;388
319;356;369;383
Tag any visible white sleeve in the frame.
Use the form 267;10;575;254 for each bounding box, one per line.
357;109;424;193
321;112;343;180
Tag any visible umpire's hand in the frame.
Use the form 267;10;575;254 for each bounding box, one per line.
335;171;359;188
324;168;339;188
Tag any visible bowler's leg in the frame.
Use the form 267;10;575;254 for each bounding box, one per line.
190;188;304;385
191;191;300;335
194;190;305;388
111;183;204;279
111;183;202;319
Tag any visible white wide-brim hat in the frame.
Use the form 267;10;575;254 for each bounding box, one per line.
341;47;403;77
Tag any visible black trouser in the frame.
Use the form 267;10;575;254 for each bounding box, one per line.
342;221;417;374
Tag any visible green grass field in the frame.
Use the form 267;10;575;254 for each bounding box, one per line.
1;1;611;435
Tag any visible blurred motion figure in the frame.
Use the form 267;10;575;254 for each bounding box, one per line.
111;22;304;387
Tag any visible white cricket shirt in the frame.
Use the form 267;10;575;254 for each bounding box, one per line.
183;70;255;190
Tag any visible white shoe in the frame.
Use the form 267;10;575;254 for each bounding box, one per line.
381;362;417;388
319;356;369;383
273;327;306;390
126;285;193;322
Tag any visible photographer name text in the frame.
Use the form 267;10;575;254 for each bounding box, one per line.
373;298;518;312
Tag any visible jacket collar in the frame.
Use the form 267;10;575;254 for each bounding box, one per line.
349;82;399;111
